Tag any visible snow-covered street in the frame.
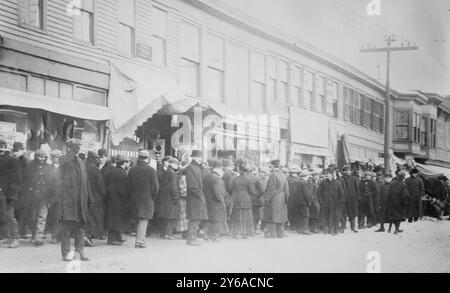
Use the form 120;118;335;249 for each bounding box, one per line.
0;218;449;273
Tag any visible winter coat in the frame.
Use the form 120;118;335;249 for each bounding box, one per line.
0;154;21;201
249;174;265;208
361;180;377;217
128;161;159;220
231;173;256;211
23;160;53;208
156;167;180;220
317;179;343;226
405;176;424;218
104;166;128;230
184;160;208;221
59;155;94;225
340;174;359;218
263;170;289;224
85;157;107;237
222;169;236;217
386;178;408;222
307;181;320;219
204;170;227;223
377;182;391;223
13;155;29;210
293;178;312;218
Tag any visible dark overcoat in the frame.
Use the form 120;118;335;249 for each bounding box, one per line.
85;157;106;237
307;181;320;219
23;160;53;208
222;170;236;218
128;161;159;220
405;176;424;218
317;179;343;226
104;166;128;230
231;173;256;211
386;178;408;222
59;155;94;225
377;182;391;223
13;155;29;210
249;174;264;209
204;170;227;222
156;167;179;220
184;160;208;221
361;179;378;218
340;174;359;218
0;154;20;222
263;170;289;224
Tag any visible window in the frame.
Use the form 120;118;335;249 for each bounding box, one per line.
74;86;106;106
118;0;135;55
152;6;167;65
379;102;384;134
315;76;325;113
344;87;351;122
421;117;428;147
372;101;382;132
326;80;338;117
228;43;249;107
205;33;225;102
364;96;373;129
395;112;409;140
180;21;200;97
292;66;302;107
18;0;44;29
430;119;437;148
73;0;94;44
354;92;363;125
279;60;289;103
304;71;314;111
251;52;266;111
268;56;277;101
413;113;420;143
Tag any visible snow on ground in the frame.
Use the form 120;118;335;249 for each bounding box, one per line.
0;218;449;273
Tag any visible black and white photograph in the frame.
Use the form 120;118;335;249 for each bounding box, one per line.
0;0;449;275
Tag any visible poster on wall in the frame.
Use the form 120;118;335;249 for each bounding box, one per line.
80;132;99;154
0;121;22;150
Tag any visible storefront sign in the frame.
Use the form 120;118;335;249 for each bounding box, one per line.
0;121;17;150
80;132;98;153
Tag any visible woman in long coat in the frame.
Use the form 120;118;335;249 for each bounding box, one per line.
405;169;424;222
386;170;408;234
156;157;180;239
229;159;255;239
263;160;289;238
85;151;107;243
104;155;129;245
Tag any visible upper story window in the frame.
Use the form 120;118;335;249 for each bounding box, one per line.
304;70;314;111
180;21;200;97
354;92;363;125
228;43;249;108
315;75;325;113
73;0;94;44
152;6;167;66
430;118;437;149
205;33;225;102
18;0;44;30
413;113;421;143
326;80;338;118
292;66;303;107
118;0;135;56
268;56;277;101
364;96;373;129
421;117;428;147
251;51;266;112
395;111;409;140
279;60;289;104
344;87;354;122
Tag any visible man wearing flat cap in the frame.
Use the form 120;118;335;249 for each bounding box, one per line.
128;150;159;248
340;165;359;233
263;159;289;238
203;159;227;241
405;168;424;223
184;150;208;246
59;139;94;261
104;153;130;246
386;170;408;234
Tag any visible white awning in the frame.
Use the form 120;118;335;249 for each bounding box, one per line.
0;87;110;121
416;162;450;179
291;143;331;157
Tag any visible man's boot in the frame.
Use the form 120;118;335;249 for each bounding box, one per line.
7;239;19;248
375;224;385;232
77;250;90;261
387;223;393;233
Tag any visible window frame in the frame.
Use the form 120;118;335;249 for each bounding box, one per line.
17;0;46;31
72;0;95;45
395;111;410;140
151;5;168;66
205;31;225;102
117;0;136;57
179;20;201;98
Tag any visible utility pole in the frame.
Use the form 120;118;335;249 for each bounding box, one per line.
361;35;418;173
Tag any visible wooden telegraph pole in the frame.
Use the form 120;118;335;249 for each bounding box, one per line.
361;35;418;173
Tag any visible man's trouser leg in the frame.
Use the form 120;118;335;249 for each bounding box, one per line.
264;223;276;238
136;218;148;244
349;217;356;231
187;220;199;243
73;223;85;254
6;201;19;241
61;221;74;257
340;216;347;232
276;223;286;238
164;219;176;236
35;203;49;241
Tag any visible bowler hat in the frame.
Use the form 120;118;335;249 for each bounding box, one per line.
35;149;48;157
410;168;419;174
98;148;108;158
138;150;150;158
116;154;130;162
270;159;281;167
191;150;203;158
50;149;63;158
0;139;7;148
12;142;25;152
342;165;351;172
208;158;223;169
66;138;82;146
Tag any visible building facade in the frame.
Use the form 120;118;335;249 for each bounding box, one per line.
0;0;446;170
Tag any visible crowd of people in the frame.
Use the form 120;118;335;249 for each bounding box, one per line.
0;138;448;262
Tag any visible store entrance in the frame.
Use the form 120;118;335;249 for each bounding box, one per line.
136;114;176;159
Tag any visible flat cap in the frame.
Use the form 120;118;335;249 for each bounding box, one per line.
271;159;281;167
116;154;130;162
191;150;203;158
35;149;48;157
50;149;63;158
138;150;150;158
66;138;82;146
208;158;223;169
12;142;25;152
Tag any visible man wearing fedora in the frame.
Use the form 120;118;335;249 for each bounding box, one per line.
340;165;359;233
59;139;94;261
185;150;208;246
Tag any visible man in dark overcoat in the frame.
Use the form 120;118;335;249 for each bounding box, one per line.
295;170;312;234
128;150;159;248
155;156;179;240
11;142;30;240
23;149;53;246
340;166;359;233
386;170;408;234
250;167;265;233
405;168;424;223
47;149;63;243
203;159;227;241
286;168;299;231
85;151;107;245
0;139;21;248
59;139;94;261
317;169;343;235
185;150;208;246
360;172;378;228
263;160;289;238
222;159;235;221
104;154;130;246
375;172;393;232
307;171;321;233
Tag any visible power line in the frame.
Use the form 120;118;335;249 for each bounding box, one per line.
330;0;412;44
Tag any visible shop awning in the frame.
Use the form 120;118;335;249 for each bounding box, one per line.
291;143;331;157
0;87;110;121
416;162;450;179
